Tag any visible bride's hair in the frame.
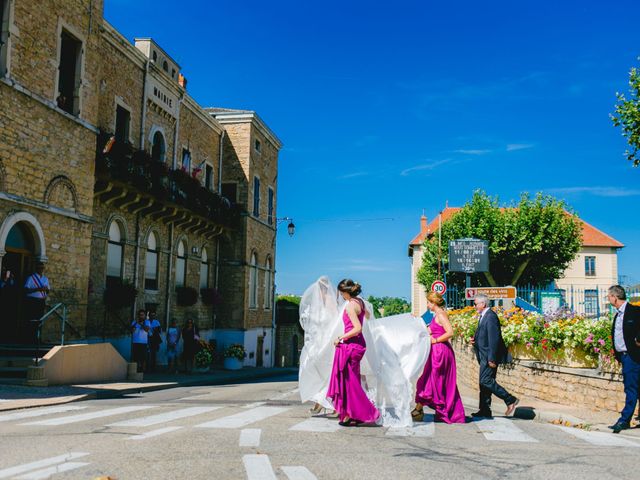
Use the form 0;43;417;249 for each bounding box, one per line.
337;279;362;297
427;291;445;307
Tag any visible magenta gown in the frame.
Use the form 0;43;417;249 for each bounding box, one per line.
326;300;380;424
415;319;466;424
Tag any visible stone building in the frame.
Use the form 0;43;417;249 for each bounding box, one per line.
408;207;624;316
0;0;281;367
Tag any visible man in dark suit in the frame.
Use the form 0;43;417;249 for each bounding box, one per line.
471;293;519;418
607;285;640;433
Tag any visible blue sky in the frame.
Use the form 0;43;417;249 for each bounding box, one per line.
106;0;640;298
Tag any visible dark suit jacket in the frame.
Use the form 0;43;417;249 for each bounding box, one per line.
474;309;512;365
611;302;640;363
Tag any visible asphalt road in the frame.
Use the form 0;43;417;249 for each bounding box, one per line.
1;373;638;480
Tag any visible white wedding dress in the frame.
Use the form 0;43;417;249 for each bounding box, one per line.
298;276;430;427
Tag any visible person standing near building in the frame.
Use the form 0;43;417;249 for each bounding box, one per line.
131;309;150;373
607;285;640;434
166;319;181;374
470;293;519;418
181;318;199;374
147;309;162;373
23;262;50;343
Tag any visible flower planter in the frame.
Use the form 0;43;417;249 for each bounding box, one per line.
510;344;597;368
224;357;243;370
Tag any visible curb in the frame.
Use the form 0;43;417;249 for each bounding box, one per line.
0;368;297;411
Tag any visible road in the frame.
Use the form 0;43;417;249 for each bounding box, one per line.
0;373;638;479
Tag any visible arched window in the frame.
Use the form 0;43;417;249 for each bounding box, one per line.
249;252;258;308
151;130;166;162
264;257;272;309
175;240;186;288
199;248;209;289
107;221;124;286
145;232;159;290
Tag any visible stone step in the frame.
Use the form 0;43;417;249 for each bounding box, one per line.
0;356;36;368
0;366;28;378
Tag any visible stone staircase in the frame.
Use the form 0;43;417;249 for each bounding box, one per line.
0;345;55;384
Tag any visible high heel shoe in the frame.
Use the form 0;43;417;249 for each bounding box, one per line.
309;403;325;415
411;407;424;422
338;417;362;427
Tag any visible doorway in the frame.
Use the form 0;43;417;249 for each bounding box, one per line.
256;335;264;367
1;222;36;343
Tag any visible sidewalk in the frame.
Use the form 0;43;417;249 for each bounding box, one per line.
0;367;298;412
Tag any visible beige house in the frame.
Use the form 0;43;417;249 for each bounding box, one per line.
408;207;624;316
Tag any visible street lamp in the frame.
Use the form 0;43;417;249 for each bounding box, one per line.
277;217;295;237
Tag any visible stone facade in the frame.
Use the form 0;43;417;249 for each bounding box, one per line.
0;0;282;367
452;341;626;415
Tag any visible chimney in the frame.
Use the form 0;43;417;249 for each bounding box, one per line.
179;73;188;90
420;214;428;234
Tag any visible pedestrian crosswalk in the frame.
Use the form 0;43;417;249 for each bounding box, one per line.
2;400;640;450
0;453;90;479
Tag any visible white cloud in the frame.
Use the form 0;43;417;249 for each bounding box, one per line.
400;159;452;176
454;149;492;155
547;186;640;197
506;143;535;151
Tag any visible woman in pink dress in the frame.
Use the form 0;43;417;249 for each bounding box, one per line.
412;292;466;424
326;279;380;427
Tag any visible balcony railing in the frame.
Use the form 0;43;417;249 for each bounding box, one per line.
94;132;242;232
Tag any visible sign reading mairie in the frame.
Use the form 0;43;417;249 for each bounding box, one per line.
448;238;489;273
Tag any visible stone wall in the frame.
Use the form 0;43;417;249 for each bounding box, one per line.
452;340;626;415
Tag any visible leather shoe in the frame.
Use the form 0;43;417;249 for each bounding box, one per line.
471;411;493;419
609;421;630;434
505;398;520;416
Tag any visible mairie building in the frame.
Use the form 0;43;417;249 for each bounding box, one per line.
0;0;281;367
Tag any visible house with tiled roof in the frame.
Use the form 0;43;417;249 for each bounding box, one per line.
408;207;624;316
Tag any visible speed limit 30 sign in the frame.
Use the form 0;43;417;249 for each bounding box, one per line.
431;280;447;295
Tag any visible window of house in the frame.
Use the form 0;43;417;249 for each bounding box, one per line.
115;105;131;144
199;248;209;289
145;232;159;291
254;139;262;154
222;183;237;203
584;289;598;316
0;0;10;77
163;60;169;72
253;177;260;217
171;68;176;79
205;164;213;191
152;50;157;62
57;29;82;115
268;187;274;225
151;131;166;162
585;256;596;277
249;252;258;308
175;240;186;288
182;148;191;172
264;257;272;309
106;221;123;287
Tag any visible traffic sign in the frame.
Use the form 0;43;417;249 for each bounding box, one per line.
465;286;517;300
431;281;447;295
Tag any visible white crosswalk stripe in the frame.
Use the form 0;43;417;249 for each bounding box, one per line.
473;417;539;442
243;454;277;480
0;405;87;423
289;417;343;433
127;426;183;441
195;406;289;429
239;428;262;447
556;426;640;447
22;405;155;426
386;420;436;437
14;462;90;479
0;453;89;479
107;406;220;427
281;466;318;480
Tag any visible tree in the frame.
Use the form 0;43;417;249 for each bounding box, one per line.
417;191;583;289
367;296;411;318
611;61;640;167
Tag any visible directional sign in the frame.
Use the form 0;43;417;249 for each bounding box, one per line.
431;281;447;295
465;287;517;300
449;239;489;273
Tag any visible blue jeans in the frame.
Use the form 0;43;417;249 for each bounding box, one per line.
619;353;640;423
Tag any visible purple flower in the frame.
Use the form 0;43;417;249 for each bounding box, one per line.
594;347;600;353
598;339;605;346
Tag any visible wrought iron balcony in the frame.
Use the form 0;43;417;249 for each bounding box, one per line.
94;132;241;235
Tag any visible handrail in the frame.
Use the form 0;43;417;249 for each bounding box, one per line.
33;302;72;366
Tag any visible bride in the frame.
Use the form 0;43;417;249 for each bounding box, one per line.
298;276;430;427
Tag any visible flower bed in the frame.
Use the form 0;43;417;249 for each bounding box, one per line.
448;305;626;369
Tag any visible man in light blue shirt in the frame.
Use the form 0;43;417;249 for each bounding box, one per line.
131;309;151;373
23;262;50;343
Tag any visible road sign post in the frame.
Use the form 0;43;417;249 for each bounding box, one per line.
431;280;447;296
